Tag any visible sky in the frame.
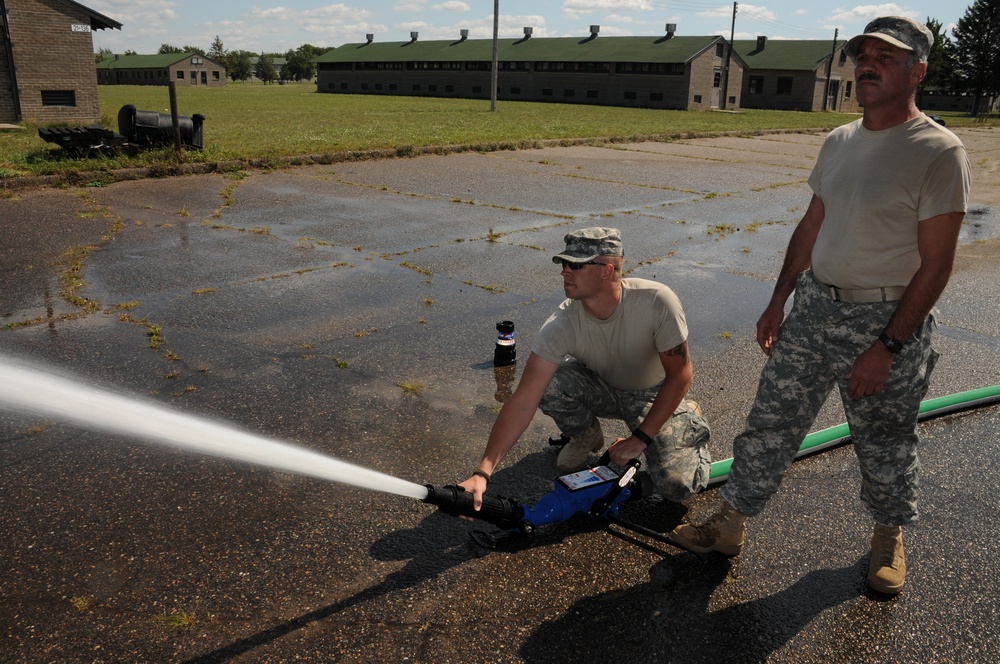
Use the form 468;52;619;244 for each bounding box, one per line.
86;1;968;56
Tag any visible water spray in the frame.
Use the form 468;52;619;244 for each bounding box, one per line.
0;354;428;500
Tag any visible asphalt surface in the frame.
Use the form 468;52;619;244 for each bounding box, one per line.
1;126;999;663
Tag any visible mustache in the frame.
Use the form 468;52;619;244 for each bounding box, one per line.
858;73;880;83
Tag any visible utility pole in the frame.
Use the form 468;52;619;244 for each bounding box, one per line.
490;0;499;112
823;28;839;111
721;1;737;110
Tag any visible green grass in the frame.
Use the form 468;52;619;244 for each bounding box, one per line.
0;81;992;180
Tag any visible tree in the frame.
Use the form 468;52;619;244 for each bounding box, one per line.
253;52;278;84
208;35;226;63
280;46;316;82
949;0;1000;116
158;43;183;54
227;50;254;82
923;19;958;95
182;44;206;55
95;47;113;63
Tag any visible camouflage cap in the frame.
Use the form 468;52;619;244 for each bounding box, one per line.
845;16;934;63
552;227;624;264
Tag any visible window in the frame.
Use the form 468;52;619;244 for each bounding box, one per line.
624;91;637;100
564;89;576;97
839;51;848;65
542;88;553;96
716;43;725;57
428;85;437;92
616;62;684;75
361;83;369;90
776;77;793;95
41;90;76;106
375;83;383;90
844;81;853;99
177;71;185;79
650;92;663;102
472;85;482;93
694;95;702;103
748;76;763;94
445;85;454;92
213;71;220;80
587;90;598;99
412;84;421;91
510;87;521;95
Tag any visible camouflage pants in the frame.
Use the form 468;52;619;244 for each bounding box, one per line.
539;360;712;501
722;270;938;526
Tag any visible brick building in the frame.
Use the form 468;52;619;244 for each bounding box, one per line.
735;37;858;113
0;0;120;123
315;26;747;111
96;52;226;87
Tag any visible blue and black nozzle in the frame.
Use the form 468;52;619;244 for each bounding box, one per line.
423;459;653;534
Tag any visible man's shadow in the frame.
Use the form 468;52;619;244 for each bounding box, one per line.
520;554;881;663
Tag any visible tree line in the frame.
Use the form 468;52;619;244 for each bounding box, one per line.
97;37;331;84
923;0;1000;116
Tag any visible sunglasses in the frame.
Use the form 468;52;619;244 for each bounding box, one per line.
560;260;606;270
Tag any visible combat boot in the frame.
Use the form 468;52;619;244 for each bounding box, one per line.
556;420;604;472
668;501;746;556
868;524;906;595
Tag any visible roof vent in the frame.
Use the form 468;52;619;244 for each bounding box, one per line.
665;23;676;38
756;36;767;50
524;26;533;38
365;34;373;44
589;25;600;38
409;31;419;43
459;29;469;41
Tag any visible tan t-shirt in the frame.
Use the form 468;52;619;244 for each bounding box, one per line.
809;114;970;290
532;278;687;391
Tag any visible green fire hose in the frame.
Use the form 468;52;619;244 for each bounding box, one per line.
706;385;1000;486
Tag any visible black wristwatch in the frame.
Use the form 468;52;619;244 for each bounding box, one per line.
878;332;904;354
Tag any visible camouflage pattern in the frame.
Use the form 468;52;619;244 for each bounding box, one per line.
845;16;934;62
539;359;712;501
722;271;938;526
551;227;624;264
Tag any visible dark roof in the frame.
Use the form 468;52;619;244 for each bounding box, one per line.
96;53;224;70
734;39;845;72
58;0;122;31
315;35;730;65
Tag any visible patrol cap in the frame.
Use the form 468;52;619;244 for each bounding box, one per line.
552;227;624;264
845;16;934;63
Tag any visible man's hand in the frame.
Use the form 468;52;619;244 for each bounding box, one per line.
607;435;647;466
756;301;785;355
457;475;488;518
845;342;894;400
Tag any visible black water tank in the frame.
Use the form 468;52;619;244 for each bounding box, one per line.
117;104;205;149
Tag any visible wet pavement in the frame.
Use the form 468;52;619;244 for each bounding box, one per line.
2;127;999;663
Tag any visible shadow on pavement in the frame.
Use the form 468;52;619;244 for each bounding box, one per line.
519;555;871;663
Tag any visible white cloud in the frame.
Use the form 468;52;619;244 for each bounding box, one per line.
827;4;917;25
431;1;471;11
700;3;774;21
562;0;654;21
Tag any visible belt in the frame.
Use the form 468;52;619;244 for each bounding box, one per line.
810;271;905;303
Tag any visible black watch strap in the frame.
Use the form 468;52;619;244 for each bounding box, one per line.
879;332;904;354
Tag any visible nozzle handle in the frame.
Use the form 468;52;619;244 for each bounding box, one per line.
423;484;525;530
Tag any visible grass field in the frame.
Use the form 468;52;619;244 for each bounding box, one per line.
0;81;990;181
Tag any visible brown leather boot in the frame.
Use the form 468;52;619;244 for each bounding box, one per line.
556;420;605;472
868;524;906;595
669;501;746;556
